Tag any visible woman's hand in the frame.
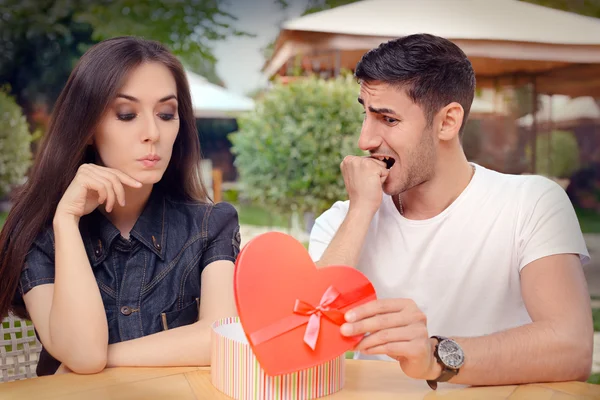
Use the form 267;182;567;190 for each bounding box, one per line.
55;164;141;219
55;363;71;375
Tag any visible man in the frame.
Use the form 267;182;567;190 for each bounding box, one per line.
308;33;593;389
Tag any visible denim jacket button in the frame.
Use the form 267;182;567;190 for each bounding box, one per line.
120;306;132;316
151;235;161;251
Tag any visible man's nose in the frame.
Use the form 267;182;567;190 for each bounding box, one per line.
358;120;381;151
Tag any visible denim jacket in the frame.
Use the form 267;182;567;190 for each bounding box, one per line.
15;189;241;376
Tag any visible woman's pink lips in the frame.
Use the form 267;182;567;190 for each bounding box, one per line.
140;159;159;168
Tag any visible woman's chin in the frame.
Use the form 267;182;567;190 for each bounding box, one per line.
132;170;165;186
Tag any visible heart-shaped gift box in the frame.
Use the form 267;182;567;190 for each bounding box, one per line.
234;231;377;376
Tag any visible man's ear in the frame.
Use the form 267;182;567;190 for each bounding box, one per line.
437;102;464;141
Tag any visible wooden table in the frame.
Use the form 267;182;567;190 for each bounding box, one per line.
1;360;599;399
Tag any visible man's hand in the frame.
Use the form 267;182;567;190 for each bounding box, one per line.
340;156;389;216
340;298;440;380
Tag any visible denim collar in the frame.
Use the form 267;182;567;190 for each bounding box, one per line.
82;189;168;266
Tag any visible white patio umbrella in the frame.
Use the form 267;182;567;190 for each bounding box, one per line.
263;0;600;97
185;70;255;119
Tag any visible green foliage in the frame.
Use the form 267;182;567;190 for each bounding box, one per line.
527;130;580;178
0;0;247;113
576;208;600;234
230;74;364;217
275;0;362;14
593;307;600;332
75;0;250;75
235;204;289;228
300;0;362;15
0;90;33;198
521;0;600;18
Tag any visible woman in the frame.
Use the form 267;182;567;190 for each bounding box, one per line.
0;37;240;375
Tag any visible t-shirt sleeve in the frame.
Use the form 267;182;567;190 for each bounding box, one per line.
200;202;241;269
517;176;590;271
308;200;349;262
16;228;56;303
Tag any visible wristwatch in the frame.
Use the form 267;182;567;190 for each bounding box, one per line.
426;336;465;390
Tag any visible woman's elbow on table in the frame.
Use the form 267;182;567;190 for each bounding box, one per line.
63;350;107;375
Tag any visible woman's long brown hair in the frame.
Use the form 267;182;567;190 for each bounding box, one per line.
0;36;210;319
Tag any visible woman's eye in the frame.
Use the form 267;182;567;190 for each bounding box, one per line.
117;113;136;121
158;113;176;121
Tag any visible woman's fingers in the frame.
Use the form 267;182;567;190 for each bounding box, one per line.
80;164;142;211
94;169;127;207
81;174;108;206
97;166;142;188
90;174;116;212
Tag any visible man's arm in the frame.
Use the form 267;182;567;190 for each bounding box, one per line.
343;253;593;385
311;156;389;268
314;208;373;268
448;253;593;384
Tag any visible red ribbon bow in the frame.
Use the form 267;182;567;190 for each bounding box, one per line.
293;286;346;350
248;283;372;351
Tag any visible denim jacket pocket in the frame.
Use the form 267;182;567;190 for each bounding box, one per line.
160;297;200;330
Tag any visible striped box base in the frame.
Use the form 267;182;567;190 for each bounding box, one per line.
211;317;345;400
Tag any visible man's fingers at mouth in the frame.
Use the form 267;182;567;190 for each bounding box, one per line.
370;155;396;169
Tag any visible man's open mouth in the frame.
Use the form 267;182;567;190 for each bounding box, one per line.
372;155;396;170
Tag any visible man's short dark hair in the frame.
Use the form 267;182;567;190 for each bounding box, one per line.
355;33;476;136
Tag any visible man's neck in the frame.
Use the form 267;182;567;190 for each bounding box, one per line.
399;155;475;220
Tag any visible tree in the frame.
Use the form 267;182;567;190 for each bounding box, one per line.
0;88;34;198
521;0;600;18
0;0;249;122
229;74;364;218
262;0;361;61
528;130;581;178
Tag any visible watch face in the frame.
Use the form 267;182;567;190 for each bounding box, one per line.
438;339;465;369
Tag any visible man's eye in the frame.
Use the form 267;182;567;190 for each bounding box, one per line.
384;116;398;124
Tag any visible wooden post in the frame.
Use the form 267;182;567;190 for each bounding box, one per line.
531;77;538;174
548;94;553;177
212;168;222;203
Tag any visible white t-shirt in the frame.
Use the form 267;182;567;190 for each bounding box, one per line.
308;163;589;361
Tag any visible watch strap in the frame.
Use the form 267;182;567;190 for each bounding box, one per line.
427;368;458;390
426;336;460;390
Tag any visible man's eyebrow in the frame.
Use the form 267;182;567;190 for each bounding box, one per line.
369;106;398;115
358;98;398;115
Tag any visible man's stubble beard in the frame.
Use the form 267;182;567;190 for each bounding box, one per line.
389;127;437;197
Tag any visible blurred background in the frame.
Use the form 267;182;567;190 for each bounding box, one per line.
1;0;600;383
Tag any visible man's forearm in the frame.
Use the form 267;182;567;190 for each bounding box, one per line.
446;321;592;385
315;208;373;268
